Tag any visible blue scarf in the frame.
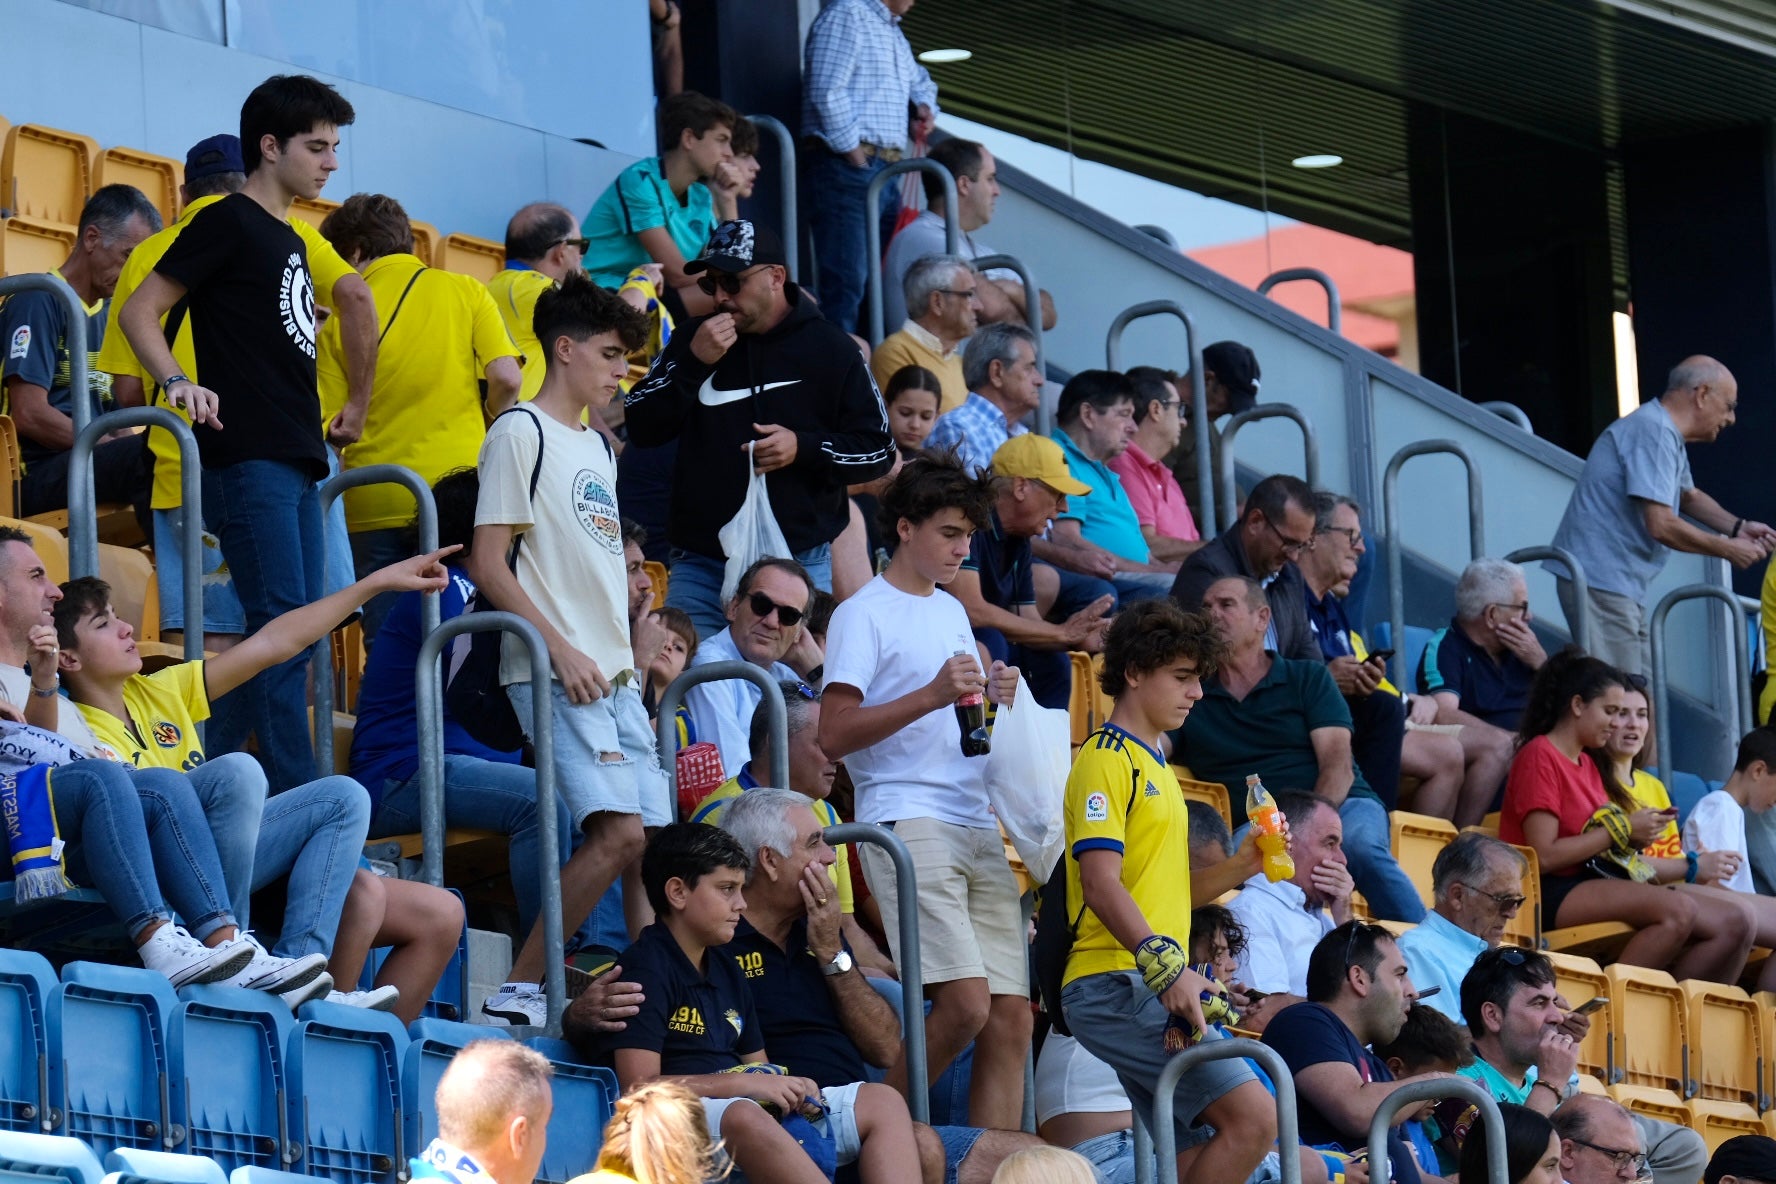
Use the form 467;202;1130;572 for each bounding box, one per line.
0;722;96;903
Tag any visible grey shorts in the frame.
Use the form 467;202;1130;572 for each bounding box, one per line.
1061;970;1256;1153
506;679;670;829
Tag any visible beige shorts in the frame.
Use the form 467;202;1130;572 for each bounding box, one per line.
860;816;1027;995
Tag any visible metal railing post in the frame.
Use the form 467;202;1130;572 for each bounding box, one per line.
1478;401;1534;433
1257;268;1343;336
1214;405;1320;533
1106;301;1211;531
824;822;928;1125
1503;545;1592;654
655;663;790;814
1371;1078;1507;1184
1383;440;1485;689
746;115;799;283
1152;1039;1298;1184
1131;1107;1154;1184
415;611;565;1034
312;464;438;772
1652;584;1754;777
867;160;958;347
970;250;1047;409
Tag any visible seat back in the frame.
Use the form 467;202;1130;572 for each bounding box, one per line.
1066;652;1094;746
1682;980;1764;1108
0;418;19;517
523;1039;616;1184
285;1001;407;1184
287;198;339;234
0;519;66;584
2;125;97;224
643;561;667;611
401;1020;504;1160
93;149;182;226
1545;951;1612;1083
1175;777;1232;831
170;987;295;1175
46;963;178;1158
407;222;438;267
97;545;158;645
1500;839;1540;949
1604;965;1690;1096
0;1132;105;1184
101;1148;227;1184
1686;1100;1766;1157
435;234;504;283
0;219;78;280
0;951;57;1135
1757;992;1776;1118
1388;812;1456;910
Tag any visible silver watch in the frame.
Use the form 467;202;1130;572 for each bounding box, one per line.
820;949;854;977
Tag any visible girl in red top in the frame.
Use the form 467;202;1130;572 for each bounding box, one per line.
1502;650;1742;976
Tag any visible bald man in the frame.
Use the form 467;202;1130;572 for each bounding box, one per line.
1551;355;1775;673
1552;1096;1647;1184
487;203;587;403
412;1040;553;1184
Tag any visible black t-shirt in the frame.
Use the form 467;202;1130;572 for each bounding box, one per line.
607;922;764;1075
963;511;1035;613
153;193;328;479
722;917;867;1088
1261;1002;1423;1184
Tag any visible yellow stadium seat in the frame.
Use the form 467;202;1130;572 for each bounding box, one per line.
1546;950;1613;1084
1512;840;1632;957
1576;1073;1608;1096
1687;1100;1765;1156
1068;651;1095;746
0;215;76;278
1682;980;1765;1108
1605;964;1691;1097
1479;811;1501;835
437;232;504;282
1755;991;1776;1113
330;621;365;715
1176;777;1232;831
95;146;182;225
1767;1110;1776;1139
1390;811;1456;910
409;219;439;266
1487;838;1539;949
0;516;66;583
308;707;356;777
2;123;97;224
0;415;20;516
289;195;340;232
644;560;667;611
1608;1084;1690;1128
1088;652;1113;730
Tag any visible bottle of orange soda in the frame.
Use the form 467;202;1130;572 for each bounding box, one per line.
1246;774;1294;882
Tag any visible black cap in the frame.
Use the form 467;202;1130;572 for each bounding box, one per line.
1707;1136;1776;1184
1203;340;1261;414
685;219;787;275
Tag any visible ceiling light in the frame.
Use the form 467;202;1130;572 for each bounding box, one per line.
1291;154;1344;169
918;48;973;64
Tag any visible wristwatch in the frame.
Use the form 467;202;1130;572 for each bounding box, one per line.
819;949;854;977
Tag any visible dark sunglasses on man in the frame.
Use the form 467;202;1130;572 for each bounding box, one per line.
748;590;803;627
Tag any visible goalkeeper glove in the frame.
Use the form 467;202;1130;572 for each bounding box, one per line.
1135;934;1187;996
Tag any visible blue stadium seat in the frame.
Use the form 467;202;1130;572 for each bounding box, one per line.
1366;622;1436;692
48;963;178;1158
400;1020;504;1161
0;951;57;1135
228;1169;323;1184
523;1039;616;1184
285;1001;407;1184
0;1131;104;1184
170;986;295;1174
358;896;467;1022
101;1148;227;1184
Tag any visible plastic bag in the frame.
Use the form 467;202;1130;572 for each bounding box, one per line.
717;442;792;606
984;676;1071;881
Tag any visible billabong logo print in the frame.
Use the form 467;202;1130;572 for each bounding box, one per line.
574;468;622;553
280;253;317;357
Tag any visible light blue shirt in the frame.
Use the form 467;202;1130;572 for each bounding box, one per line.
1053;427;1151;564
681;627;799;773
1550;399;1693;601
1396;909;1488;1021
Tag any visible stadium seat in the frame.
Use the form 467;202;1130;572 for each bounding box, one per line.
287;198;339;234
524;1038;617;1184
407;222;438;267
434;234;503;283
329;624;365;716
1755;991;1776;1114
1576;1073;1608;1096
1608;1084;1691;1130
1682;980;1765;1109
2;125;97;225
0;418;19;517
94;149;182;226
285;1000;407;1184
1066;652;1095;746
169;986;296;1175
401;1019;505;1159
0;950;57;1135
1545;951;1612;1084
47;962;179;1158
1604;964;1691;1097
226;1172;316;1184
0;218;77;280
0;518;66;584
307;708;357;778
1686;1099;1766;1156
643;561;667;611
101;1149;226;1184
1175;777;1231;831
1389;812;1456;910
0;1132;104;1184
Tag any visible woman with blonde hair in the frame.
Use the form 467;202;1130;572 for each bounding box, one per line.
570;1081;722;1184
990;1145;1098;1184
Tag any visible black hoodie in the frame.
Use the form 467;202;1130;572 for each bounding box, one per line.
624;285;895;559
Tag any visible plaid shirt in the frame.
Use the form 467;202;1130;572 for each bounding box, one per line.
927;391;1026;477
801;0;940;152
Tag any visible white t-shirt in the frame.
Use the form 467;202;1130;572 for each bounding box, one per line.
1683;790;1754;893
475;405;631;688
822;574;991;827
0;664;104;754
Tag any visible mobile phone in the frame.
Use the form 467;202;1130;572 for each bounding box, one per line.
1242;988;1269;1003
1414;985;1442;1000
1569;996;1608;1017
1365;649;1396;665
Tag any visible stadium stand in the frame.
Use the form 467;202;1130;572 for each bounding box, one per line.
432;233;503;283
284;1002;405;1184
93;149;180;226
1;124;95;224
0;950;54;1136
168;987;294;1176
47;964;179;1160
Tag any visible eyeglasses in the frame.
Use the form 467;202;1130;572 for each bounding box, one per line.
1339;921;1383;973
554;236;590;253
696;266;768;296
1570;1139;1649;1176
1460;883;1526;912
1317;526;1363;548
747;591;805;627
1488;602;1530;618
1263;514;1315;559
936;288;981;303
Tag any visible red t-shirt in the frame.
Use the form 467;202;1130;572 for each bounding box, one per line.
1501;735;1608;874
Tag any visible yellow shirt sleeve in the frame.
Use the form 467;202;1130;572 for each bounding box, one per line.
813;799;855;913
1066;740;1138;857
295;222;357;306
97;251;153;381
468;283;521;370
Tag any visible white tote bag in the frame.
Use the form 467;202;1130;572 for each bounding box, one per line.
717;443;792;607
983;676;1072;881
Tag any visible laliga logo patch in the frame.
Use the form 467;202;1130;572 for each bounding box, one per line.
8;326;29;360
1084;791;1109;822
573;469;623;554
152;721;182;748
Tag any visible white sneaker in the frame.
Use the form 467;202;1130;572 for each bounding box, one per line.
138;924;255;988
328;985;401;1012
216;934;330;996
276;972;334;1012
480;983;547;1026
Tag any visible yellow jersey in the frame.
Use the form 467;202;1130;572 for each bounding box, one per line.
1062;723;1192;986
486;267;554;403
1626;767;1684;860
689;772;855;913
75;661;209;771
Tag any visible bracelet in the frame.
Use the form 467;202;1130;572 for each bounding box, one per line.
1534;1079;1563;1103
30;683;57;699
1685;850;1700;883
1732;518;1745;538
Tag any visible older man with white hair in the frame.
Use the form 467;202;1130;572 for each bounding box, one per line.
871;254;979;413
412;1040;553;1184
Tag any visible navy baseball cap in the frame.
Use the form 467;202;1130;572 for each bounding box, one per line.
185;135;244;181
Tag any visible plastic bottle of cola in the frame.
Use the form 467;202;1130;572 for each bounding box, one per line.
953;649;990;757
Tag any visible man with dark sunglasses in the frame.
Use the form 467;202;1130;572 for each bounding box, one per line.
1171;472;1323;662
627;219;895;639
682;557;825;772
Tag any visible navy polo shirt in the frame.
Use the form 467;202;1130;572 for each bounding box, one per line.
607;922;764;1075
723;917;867;1088
1304;588;1356;661
962;510;1035;612
1416;620;1534;731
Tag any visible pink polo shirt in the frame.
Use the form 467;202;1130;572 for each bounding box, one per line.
1108;441;1200;542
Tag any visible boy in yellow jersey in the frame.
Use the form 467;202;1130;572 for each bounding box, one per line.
1059;599;1278;1184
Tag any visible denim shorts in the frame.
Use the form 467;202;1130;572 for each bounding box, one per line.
153;506;246;635
506;679;670;828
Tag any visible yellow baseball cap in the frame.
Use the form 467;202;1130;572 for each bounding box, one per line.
991;434;1092;497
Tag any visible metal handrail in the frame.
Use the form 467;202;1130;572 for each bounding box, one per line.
1371;1078;1507;1184
655;662;789;813
1503;545;1592;654
312;464;439;772
1652;584;1754;776
1479;401;1534;433
824;822;929;1125
746;115;799;283
1257;268;1342;335
866;159;958;346
1152;1038;1299;1184
415;611;565;1034
1214;405;1320;534
1106;301;1212;532
1383;440;1485;689
971;252;1049;434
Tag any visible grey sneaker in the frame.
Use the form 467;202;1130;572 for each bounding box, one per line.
329;985;401;1012
480;984;547;1026
216;934;329;996
138;924;255;988
276;972;334;1012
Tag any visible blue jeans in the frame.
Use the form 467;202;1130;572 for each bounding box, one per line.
349;526;412;650
1339;796;1426;923
665;544;834;641
806;149;897;335
371;754;571;939
179;752;267;931
249;774;372;958
202;458;325;791
1110;570;1175;606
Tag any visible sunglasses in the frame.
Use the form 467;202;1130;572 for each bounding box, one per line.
555;236;591;253
696;266;768;296
748;591;804;627
1461;883;1527;912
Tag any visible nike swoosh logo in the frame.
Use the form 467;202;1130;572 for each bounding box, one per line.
698;377;801;407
